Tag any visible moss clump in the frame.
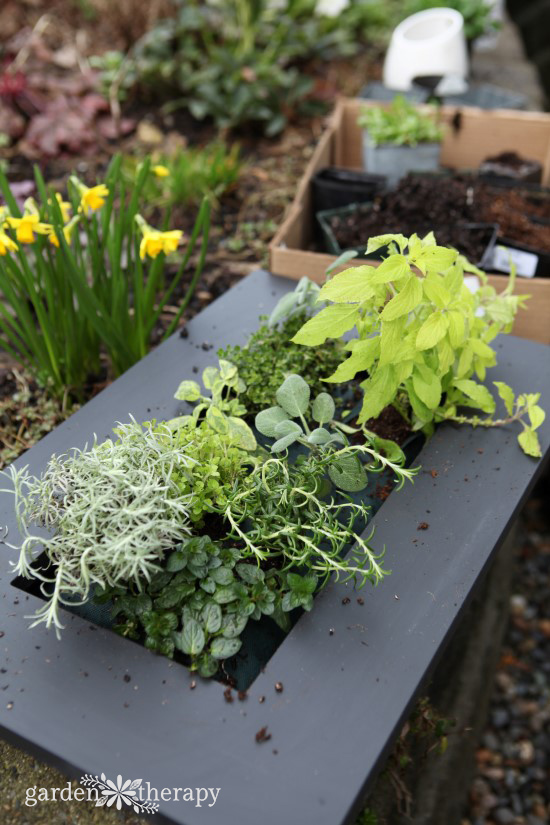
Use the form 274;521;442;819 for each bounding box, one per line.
218;314;343;415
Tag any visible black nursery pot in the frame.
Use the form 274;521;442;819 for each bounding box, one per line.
311;167;386;214
317;200;499;268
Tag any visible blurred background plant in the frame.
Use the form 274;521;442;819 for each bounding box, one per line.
0;157;210;399
90;0;400;135
123;141;242;209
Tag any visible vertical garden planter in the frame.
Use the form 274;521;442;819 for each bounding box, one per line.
0;270;549;825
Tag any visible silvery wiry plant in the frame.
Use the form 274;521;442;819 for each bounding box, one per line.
1;420;196;636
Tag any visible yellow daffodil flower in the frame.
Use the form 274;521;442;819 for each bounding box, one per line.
0;230;18;256
152;164;170;178
50;193;71;223
80;183;109;213
48;216;80;248
70;177;109;214
139;228;183;260
6;214;53;244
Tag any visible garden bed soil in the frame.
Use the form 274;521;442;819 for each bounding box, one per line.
321;174;550;255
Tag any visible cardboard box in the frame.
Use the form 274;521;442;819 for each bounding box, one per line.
269;98;550;345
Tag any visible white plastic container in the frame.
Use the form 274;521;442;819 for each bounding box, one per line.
383;8;468;91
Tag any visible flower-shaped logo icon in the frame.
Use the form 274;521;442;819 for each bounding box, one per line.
101;774;140;809
80;774;158;815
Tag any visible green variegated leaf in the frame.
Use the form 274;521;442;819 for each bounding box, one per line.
291;304;360;346
177;619;205;656
202;366;219;390
227;416;257;450
174;380;201;402
206;404;229;434
201;603;222;634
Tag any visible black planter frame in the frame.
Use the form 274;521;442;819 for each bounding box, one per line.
0;269;549;825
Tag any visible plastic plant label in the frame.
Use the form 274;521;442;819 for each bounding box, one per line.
492;245;538;278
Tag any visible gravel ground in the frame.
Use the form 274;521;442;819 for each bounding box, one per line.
463;473;550;825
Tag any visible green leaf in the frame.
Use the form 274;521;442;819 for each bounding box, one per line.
318;266;376;303
328;453;368;492
221;613;248;639
291;304;360;346
174;380;201;402
201;602;222;634
529;404;545;430
324;338;380;384
416;312;449;350
271;432;300;452
307;427;332;445
255;405;290;437
470;339;496;363
236;563;264;584
154;582;195;610
422;274;451;308
379;316;407;366
210;567;234;586
518;427;542;458
416;245;457;272
366;233;407;254
447;311;465;348
453;379;496;414
166;548;188;572
276;374;310;417
312;392;335;424
212;585;239;604
412;366;442;410
370;254;410;284
197;653;218;678
493;381;514;416
209;637;241;660
287;572;318;595
274;420;303;438
177;619;205;656
358;365;399;423
380;275;423;321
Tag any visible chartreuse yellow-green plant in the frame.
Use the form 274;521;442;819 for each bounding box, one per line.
292;232;545;457
0;157;210;398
